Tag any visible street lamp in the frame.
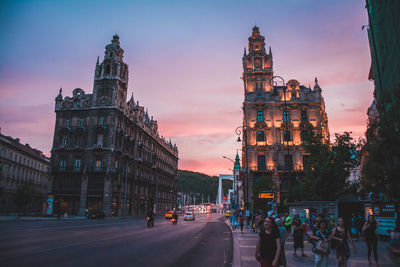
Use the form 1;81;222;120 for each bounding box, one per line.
222;156;236;209
270;76;292;203
235;125;250;211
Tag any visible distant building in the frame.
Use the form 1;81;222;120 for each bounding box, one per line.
50;35;178;216
0;129;50;215
240;27;329;207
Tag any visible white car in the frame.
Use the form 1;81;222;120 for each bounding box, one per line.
183;212;195;221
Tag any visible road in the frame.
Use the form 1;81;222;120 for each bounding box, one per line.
0;213;232;267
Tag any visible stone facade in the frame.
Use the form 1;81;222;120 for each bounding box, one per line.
50;35;178;216
0;129;50;215
241;27;329;206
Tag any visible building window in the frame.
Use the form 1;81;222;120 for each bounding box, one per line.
257;111;264;122
74;159;81;170
61;137;69;147
283;110;290;122
283;130;292;142
59;160;67;170
97;134;104;147
303;155;310;169
78;119;85;127
256;131;265;142
257;155;266;171
95;160;102;169
301;110;308;122
284;154;293;171
98;117;104;125
64;119;70;127
257;94;262;99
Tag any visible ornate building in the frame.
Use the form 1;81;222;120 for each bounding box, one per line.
0;129;50;215
51;35;178;216
240;27;329;207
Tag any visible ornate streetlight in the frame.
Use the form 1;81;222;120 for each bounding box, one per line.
235;125;251;211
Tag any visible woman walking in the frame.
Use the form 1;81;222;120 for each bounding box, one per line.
331;217;356;267
255;217;281;267
292;214;306;257
362;214;379;265
310;219;331;267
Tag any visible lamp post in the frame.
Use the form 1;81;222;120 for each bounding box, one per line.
271;76;292;203
236;125;250;212
222;156;236;209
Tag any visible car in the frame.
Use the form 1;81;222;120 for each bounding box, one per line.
164;210;173;219
183;212;195;221
87;210;105;219
225;210;232;217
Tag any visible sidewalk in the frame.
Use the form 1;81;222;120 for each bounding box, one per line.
226;220;400;267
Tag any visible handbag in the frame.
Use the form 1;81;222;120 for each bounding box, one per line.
315;239;329;255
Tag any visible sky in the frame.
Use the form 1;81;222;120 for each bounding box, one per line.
0;0;374;176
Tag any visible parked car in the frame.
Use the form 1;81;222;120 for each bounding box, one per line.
184;212;195;221
164;210;173;219
87;210;105;219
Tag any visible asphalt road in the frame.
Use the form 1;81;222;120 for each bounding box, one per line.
0;213;232;267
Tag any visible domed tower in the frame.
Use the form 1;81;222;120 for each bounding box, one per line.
93;35;129;108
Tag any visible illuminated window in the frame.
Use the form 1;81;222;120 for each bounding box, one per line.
257;94;262;99
257;111;264;122
95;160;102;168
257;131;265;141
283;111;290;122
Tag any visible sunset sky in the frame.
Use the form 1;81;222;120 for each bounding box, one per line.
0;0;374;176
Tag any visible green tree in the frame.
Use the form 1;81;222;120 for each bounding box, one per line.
177;170;232;204
14;181;44;215
362;90;400;201
292;124;359;201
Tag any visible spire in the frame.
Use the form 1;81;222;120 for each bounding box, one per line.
269;46;272;55
234;152;241;171
129;92;134;102
243;47;247;56
313;77;321;92
56;87;63;101
96;56;99;66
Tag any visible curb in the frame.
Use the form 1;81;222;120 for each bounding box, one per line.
225;219;241;267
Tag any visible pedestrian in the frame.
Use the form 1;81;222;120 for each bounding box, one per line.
351;213;358;239
255;216;281;267
231;212;237;231
240;214;245;233
252;214;256;232
257;213;265;233
284;212;291;238
292;214;306;257
276;218;287;267
331;217;357;267
362;214;379;265
310;219;331;267
357;214;365;240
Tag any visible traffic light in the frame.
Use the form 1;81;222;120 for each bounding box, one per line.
224;196;227;200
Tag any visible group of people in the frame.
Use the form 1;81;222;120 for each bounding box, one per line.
254;213;381;267
230;210;246;233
